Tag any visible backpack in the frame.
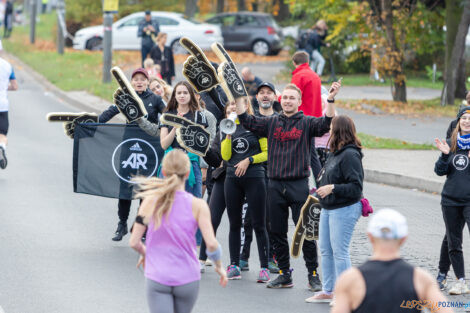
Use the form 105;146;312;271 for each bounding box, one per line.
297;31;310;50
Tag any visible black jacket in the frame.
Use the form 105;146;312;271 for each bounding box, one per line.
204;131;226;182
318;144;364;210
435;144;470;206
149;45;175;78
99;90;165;124
239;111;331;180
137;19;160;48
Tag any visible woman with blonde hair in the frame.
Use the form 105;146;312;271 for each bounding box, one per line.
149;76;172;104
130;150;227;313
150;32;175;85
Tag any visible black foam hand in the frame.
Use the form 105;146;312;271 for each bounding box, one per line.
176;124;211;156
218;61;248;101
180;37;219;93
183;56;219;93
62;113;99;139
113;88;146;123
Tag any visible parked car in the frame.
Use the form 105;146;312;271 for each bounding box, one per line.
205;12;283;56
73;11;223;53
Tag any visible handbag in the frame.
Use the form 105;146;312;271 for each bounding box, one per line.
360;198;373;217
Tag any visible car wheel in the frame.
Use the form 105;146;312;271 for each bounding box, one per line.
86;37;103;51
171;39;187;55
252;40;270;56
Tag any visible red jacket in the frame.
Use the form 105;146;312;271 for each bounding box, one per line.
291;63;322;117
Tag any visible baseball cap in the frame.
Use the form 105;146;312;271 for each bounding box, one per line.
131;68;149;79
145;10;151;15
367;209;408;240
257;82;275;94
457;105;470;119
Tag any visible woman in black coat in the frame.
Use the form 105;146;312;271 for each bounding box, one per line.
149;32;175;85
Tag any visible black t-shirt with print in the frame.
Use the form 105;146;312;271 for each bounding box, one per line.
161;109;209;150
224;123;265;178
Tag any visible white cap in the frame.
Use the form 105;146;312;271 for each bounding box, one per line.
367;208;408;240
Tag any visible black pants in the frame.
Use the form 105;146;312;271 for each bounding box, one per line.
310;139;322;184
199;179;226;261
442;204;470;279
269;178;318;273
241;177;275;262
117;198;142;223
225;176;268;268
141;44;153;67
438;235;451;274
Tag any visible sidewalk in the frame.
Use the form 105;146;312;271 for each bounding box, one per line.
10;52;445;194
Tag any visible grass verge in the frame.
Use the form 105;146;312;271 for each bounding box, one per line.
358;133;435;150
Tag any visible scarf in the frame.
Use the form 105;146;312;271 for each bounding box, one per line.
457;132;470;150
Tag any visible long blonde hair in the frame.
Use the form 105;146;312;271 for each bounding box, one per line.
149;77;173;103
134;150;190;230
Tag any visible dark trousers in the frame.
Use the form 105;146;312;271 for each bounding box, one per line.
310;139;322;184
241;177;275;261
199;179;226;261
438;235;451;274
268;178;318;273
141;44;153;67
442;204;470;279
225;176;268;268
117;198;141;223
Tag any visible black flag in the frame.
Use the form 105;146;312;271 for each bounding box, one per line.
73;123;164;200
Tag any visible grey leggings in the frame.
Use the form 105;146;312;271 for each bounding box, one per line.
146;279;200;313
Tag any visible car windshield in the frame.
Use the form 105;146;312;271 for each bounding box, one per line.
182;16;201;24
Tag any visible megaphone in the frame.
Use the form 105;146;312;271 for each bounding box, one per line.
220;112;237;135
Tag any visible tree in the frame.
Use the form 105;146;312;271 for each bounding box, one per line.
217;0;225;13
445;0;470;105
185;0;198;18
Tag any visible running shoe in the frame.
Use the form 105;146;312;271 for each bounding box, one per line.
239;259;249;271
268;260;280;273
448;280;470;295
308;271;322;292
227;265;241;280
205;259;213;266
257;268;270;283
200;261;206;273
0;146;7;169
267;270;293;288
305;291;334;303
436;272;447;290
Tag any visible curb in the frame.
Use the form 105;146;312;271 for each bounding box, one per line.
364;169;443;194
6;51;443;194
5;52;99;114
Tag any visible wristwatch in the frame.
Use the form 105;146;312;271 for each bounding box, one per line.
249;157;254;164
327;98;335;103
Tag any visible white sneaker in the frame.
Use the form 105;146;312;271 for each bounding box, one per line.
199;261;205;273
448;280;470;295
205;259;213;266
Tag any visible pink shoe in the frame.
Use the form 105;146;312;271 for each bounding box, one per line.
305;291;334;303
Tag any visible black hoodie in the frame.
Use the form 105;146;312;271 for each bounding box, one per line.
238;111;331;179
434;144;470;206
99;89;165;124
318;144;364;210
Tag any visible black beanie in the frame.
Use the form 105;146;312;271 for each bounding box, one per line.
457;106;470;119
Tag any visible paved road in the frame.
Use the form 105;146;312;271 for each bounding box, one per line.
1;59;469;313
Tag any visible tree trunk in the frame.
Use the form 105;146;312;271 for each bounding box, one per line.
381;0;407;102
276;0;290;21
456;56;467;99
446;0;470;105
217;0;225;13
185;0;198;18
237;0;245;11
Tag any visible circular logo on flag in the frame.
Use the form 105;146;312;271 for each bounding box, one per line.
112;138;158;183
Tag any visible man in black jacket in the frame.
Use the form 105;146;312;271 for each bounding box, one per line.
137;11;160;67
100;68;165;241
235;81;341;290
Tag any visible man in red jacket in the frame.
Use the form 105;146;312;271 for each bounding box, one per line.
291;51;323;185
291;51;322;118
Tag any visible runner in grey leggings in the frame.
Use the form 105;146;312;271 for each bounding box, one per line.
146;279;200;313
